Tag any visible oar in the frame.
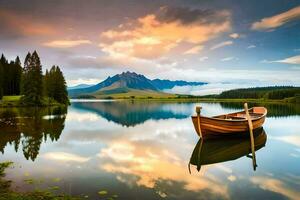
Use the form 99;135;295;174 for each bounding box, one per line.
196;106;203;138
188;138;204;174
244;103;257;170
196;138;203;172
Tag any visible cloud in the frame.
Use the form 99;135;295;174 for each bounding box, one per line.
221;56;236;61
210;40;233;50
100;6;231;60
273;55;300;64
290;66;300;70
251;6;300;31
199;56;208;62
164;82;255;96
0;9;55;38
229;33;239;39
247;45;256;49
43;40;92;48
183;45;204;54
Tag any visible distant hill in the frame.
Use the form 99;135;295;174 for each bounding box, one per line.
218;86;300;100
68;71;207;98
67;84;93;90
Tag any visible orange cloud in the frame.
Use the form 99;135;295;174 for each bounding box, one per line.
100;7;231;60
0;9;55;36
183;45;204;55
43;40;92;48
251;6;300;31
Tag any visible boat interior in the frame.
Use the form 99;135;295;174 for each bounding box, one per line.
213;107;266;120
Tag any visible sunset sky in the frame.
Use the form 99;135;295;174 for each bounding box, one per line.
0;0;300;93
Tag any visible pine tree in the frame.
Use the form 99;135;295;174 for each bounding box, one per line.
0;62;3;99
14;56;22;95
21;51;44;105
0;54;9;95
44;66;69;105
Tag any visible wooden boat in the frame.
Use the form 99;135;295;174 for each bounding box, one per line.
189;127;267;172
191;106;267;137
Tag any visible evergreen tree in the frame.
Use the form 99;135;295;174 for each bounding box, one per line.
0;54;9;95
0;62;3;99
44;66;69;105
13;56;22;95
0;54;22;95
21;51;44;105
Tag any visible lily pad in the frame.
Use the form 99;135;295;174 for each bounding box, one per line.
98;190;108;195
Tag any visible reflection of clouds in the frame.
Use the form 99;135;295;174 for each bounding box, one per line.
271;136;300;148
251;176;300;200
42;152;90;163
62;118;196;151
99;140;229;197
66;111;101;122
59;109;234;198
227;175;236;182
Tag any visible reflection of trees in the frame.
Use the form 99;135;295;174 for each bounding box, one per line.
73;101;191;126
220;102;300;117
0;107;67;161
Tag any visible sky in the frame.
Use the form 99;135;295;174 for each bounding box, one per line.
0;0;300;93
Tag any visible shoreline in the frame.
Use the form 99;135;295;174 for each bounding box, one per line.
0;101;68;108
70;97;299;104
1;97;298;108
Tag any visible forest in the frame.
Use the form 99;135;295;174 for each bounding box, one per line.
0;51;69;106
218;86;300;101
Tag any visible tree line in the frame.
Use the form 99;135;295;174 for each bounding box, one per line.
219;86;300;100
0;51;69;105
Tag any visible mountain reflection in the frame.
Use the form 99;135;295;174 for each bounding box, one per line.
72;101;192;126
0;107;67;161
189;128;267;172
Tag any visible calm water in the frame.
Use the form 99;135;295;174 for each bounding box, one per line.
0;101;299;200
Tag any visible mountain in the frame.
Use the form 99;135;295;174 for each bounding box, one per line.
67;84;93;90
68;71;207;98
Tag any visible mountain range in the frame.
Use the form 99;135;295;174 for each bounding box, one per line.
68;71;207;98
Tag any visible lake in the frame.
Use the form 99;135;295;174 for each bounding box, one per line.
0;101;299;200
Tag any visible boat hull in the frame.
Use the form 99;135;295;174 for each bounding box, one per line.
191;109;266;137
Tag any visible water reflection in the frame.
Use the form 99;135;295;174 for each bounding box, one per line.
72;101;193;126
220;102;300;117
0;102;299;200
0;107;67;161
189;128;267;172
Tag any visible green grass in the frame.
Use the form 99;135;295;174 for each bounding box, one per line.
91;89;177;99
0;95;68;107
2;95;22;102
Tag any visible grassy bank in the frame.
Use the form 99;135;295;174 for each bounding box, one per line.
0;95;68;108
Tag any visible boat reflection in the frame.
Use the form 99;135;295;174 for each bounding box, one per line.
189;127;267;172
